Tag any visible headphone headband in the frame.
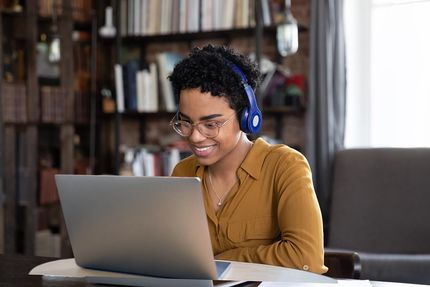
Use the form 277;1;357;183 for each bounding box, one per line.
228;62;248;84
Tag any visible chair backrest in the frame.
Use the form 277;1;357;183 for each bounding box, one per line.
328;148;430;254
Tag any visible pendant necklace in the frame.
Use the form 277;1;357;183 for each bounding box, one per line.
207;169;226;206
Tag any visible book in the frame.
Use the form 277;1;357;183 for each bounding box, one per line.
179;0;187;33
124;60;140;111
136;62;158;112
39;168;59;205
140;0;148;35
40;86;65;123
114;64;125;113
171;0;180;33
224;0;235;29
136;70;145;112
187;0;200;32
120;0;127;36
133;0;140;35
148;62;159;112
1;83;27;123
127;0;134;35
156;52;183;112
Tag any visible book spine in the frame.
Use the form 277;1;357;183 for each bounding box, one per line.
114;64;125;113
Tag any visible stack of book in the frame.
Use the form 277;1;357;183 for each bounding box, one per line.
38;0;92;22
40;86;65;123
119;145;191;177
114;52;183;113
1;82;27;123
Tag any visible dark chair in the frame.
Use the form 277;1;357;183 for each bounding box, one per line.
326;148;430;284
324;249;361;279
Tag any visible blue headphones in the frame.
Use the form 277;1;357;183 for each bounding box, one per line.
227;61;263;135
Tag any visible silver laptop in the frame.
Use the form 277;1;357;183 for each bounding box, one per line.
55;174;229;280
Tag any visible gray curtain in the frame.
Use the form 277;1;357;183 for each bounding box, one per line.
306;0;346;229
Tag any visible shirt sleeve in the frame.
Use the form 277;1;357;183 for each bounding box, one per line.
215;150;328;274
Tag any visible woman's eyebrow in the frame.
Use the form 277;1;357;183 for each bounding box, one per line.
178;112;223;121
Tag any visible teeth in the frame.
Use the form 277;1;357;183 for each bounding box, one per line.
195;146;211;152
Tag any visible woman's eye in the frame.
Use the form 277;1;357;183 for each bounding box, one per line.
204;122;218;129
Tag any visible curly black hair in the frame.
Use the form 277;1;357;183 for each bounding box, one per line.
168;45;261;115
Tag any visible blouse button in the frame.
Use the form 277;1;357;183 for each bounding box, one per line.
303;265;309;271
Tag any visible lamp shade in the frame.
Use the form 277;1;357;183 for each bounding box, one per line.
276;1;299;57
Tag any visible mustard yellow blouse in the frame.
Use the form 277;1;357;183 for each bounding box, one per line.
171;137;328;274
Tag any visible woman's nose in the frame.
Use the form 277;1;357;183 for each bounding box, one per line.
188;126;206;142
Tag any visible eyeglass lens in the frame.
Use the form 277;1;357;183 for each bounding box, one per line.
173;121;218;138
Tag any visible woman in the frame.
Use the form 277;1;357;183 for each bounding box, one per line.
168;45;327;274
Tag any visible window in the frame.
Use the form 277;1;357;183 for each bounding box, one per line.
344;0;430;147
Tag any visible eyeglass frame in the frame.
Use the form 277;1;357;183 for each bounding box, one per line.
170;112;237;138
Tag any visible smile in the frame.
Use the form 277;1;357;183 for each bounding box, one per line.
191;145;216;157
195;146;212;152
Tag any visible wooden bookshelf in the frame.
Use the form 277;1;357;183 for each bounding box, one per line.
0;0;97;257
0;0;39;256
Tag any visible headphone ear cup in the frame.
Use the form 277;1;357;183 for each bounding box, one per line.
240;107;251;134
240;98;263;134
249;109;262;134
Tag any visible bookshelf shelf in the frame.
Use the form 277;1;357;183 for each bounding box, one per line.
37;16;92;30
120;25;308;44
0;8;24;16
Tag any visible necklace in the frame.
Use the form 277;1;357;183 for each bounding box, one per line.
207;169;226;206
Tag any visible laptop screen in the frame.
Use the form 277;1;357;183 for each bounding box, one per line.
56;175;220;279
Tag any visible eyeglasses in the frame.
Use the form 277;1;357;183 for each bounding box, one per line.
170;112;236;138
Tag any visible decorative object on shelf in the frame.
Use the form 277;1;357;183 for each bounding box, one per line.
37;33;60;80
2;41;16;82
276;0;299;57
48;1;61;63
260;63;305;112
99;6;116;38
1;0;23;13
101;88;116;113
